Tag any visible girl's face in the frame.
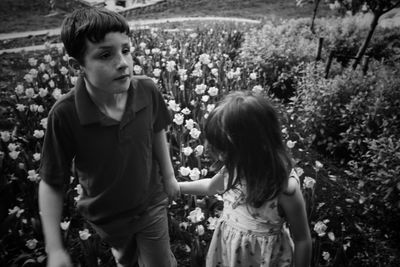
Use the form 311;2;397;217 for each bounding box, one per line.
80;31;133;95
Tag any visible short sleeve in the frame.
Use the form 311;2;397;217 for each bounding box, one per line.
150;81;172;132
39;106;75;188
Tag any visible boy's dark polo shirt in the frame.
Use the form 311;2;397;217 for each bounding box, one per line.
39;75;171;226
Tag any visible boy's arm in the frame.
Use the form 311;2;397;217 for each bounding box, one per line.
179;169;225;196
153;129;180;200
279;177;312;267
39;180;73;267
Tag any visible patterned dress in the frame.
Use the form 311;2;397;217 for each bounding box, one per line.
206;176;294;267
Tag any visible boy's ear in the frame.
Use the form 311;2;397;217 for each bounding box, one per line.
68;58;83;75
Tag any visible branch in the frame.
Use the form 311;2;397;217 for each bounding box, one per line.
382;0;400;13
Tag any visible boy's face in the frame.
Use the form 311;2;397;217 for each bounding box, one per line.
80;32;133;95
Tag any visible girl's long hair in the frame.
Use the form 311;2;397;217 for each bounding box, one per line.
205;91;292;208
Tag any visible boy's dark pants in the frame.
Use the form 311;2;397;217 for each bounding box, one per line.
91;198;176;267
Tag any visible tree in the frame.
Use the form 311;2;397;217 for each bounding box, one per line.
297;0;400;69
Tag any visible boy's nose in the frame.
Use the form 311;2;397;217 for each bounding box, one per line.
116;54;129;68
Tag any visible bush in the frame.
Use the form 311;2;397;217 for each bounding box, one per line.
290;60;400;245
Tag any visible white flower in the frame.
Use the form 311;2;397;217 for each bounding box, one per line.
173;113;184;125
207;104;215;113
9;151;20;160
60;66;69;75
179;166;191;177
52;88;62;100
185;119;195;130
328;231;335;242
144;49;150;55
25;88;35;98
40;118;48;129
286;140;297;149
211;68;218;77
196;224;205;236
199;53;211;65
8;143;18;151
314;221;328;237
201;168;208;177
48;80;55;88
201;95;210;102
179;221;188;230
207;216;219;230
1;131;11;142
153;68;161;77
70;76;78;85
315;160;323;170
294;167;304;177
208;87;219;97
181;108;191;115
189;168;201;180
249;72;258;80
252;85;263;94
42;73;50;81
189;128;201;139
44;54;52;63
191;68;203;77
322;251;330;261
33;153;41;161
26;239;38;250
303;176;316;189
166;60;176;72
194;145;204;156
168;100;181;112
139;42;147;49
195;84;207;95
30;104;38;112
28;58;37;67
8;206;24;217
27;170;40;182
24;74;33;83
38;88;48;98
60;221;70;230
37;105;45;113
15;84;24;94
79;229;91;240
33;130;45;139
133;65;142;74
182;146;193;156
187;207;205;223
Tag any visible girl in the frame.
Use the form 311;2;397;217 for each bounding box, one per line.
179;91;311;267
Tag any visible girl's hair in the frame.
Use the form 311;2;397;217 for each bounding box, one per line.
205;91;292;208
60;7;130;64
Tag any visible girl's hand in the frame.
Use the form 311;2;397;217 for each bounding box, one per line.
164;177;180;201
47;249;73;267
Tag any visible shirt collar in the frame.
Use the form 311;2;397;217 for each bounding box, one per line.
75;76;149;126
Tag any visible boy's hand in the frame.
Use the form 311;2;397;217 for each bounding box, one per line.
164;177;180;201
47;249;73;267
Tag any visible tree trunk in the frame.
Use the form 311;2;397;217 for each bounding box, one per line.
352;11;381;69
310;0;321;34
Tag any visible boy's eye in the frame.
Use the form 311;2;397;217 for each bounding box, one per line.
122;48;130;54
99;52;111;59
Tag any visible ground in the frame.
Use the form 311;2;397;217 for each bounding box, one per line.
0;0;332;33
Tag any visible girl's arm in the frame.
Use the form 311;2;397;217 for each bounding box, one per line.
279;177;312;267
153;129;180;200
179;168;225;196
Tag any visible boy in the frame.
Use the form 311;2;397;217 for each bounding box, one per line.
38;7;179;267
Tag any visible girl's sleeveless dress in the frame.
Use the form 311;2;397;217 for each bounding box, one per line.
206;178;294;267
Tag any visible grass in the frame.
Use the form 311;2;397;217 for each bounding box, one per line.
0;0;332;33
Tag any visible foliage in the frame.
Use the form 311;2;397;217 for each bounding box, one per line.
290;60;400;251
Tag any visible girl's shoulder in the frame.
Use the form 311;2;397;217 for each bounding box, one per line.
282;169;300;196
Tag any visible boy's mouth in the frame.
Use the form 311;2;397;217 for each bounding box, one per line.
114;74;130;80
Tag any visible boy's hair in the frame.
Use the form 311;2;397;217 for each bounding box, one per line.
61;7;130;64
205;91;292;208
